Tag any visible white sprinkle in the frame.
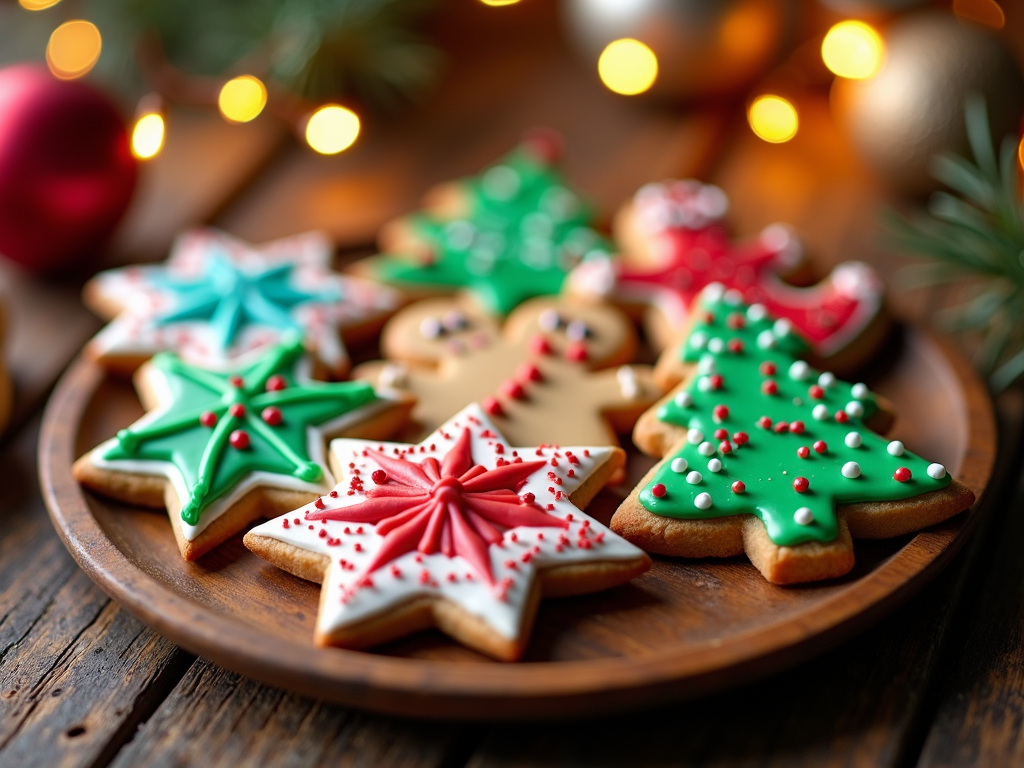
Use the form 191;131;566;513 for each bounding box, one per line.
789;361;811;381
724;289;743;306
698;376;713;392
851;382;869;400
747;303;767;322
708;337;725;354
818;372;836;388
686;471;703;485
687;428;704;445
887;440;905;457
793;397;804;406
707;458;723;473
670;457;689;473
813;404;830;421
690;331;708;350
694;492;713;510
697;355;717;374
842;461;861;478
698;441;716;456
674;391;694;408
927;463;947;479
419;317;442;339
774;318;792;337
846;401;865;418
794;507;814;525
845;432;862;448
703;283;726;303
757;330;776;349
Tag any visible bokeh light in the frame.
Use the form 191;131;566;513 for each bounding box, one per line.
305;105;361;155
822;21;884;80
132;113;165;160
953;0;1005;29
748;95;799;143
480;0;520;5
597;38;658;96
46;20;102;80
218;75;268;123
18;0;62;10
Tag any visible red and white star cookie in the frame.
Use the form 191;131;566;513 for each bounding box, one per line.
244;403;650;660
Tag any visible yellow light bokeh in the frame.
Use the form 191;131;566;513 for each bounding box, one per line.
305;105;361;155
218;75;268;124
1018;135;1024;172
131;113;165;160
748;95;799;143
822;21;884;80
597;38;658;96
18;0;61;10
46;20;101;80
480;0;520;5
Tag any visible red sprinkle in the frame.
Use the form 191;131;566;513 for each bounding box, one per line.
813;440;827;453
651;483;667;499
713;404;729;421
728;338;744;353
793;477;809;493
371;469;388;485
482;396;504;417
709;374;724;390
229;429;250;449
727;312;746;329
762;380;778;395
517;363;543;382
774;421;790;434
809;385;825;399
797;446;810;458
714;428;729;440
199;411;217;427
261;406;282;426
790;420;805;434
835;410;849;423
733;431;749;445
521;492;536;504
757;416;772;430
760;361;777;376
731;480;746;494
314;497;325;509
719;440;732;454
229;403;246;418
228;375;244;388
266;375;286;391
894;467;912;482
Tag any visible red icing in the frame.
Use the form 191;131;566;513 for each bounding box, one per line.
482;396;504;417
517;363;543;382
266;375;287;391
229;403;246;418
199;411;217;427
229;429;250;449
261;406;282;426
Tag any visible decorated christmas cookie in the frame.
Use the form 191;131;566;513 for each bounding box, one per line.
73;338;414;561
568;180;888;375
84;228;400;377
350;129;615;315
244;403;650;660
611;285;975;584
351;296;661;458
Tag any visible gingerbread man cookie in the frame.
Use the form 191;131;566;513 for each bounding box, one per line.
569;180;888;374
244;403;650;660
84;228;400;377
611;285;975;584
352;296;662;455
351;129;614;316
74;338;413;560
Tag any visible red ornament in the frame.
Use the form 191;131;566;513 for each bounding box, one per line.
726;312;745;329
261;406;282;426
266;375;287;391
529;335;552;355
0;65;136;274
199;411;217;427
813;440;827;453
371;469;388;485
793;477;809;493
651;483;667;498
773;421;789;434
714;428;728;440
709;374;723;390
894;467;912;483
229;429;250;449
719;440;732;454
521;492;536;504
731;480;746;493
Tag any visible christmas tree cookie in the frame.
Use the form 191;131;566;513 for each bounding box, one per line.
611;285;974;584
84;228;400;377
244;403;650;660
568;180;888;375
351;129;614;315
74;338;413;560
351;296;661;456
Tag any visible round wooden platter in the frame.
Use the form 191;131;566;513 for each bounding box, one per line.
39;325;995;720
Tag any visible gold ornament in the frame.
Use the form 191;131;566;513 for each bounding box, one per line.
832;13;1024;193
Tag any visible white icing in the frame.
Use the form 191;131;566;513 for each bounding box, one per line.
707;337;725;354
794;507;814;525
747;304;767;322
927;463;947;479
670;457;688;473
887;440;904;456
757;330;776;349
851;382;869;399
248;404;643;641
818;372;836;388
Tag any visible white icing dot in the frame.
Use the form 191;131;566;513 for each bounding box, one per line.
845;432;862;448
697;355;717;374
813;404;830;421
774;318;792;337
707;337;725;354
818;372;836;388
694;492;713;509
698;376;713;392
670;457;689;473
846;401;865;418
690;331;708;350
686;471;703;485
757;330;776;349
724;289;743;306
674;391;694;408
698;441;716;456
703;283;726;303
887;440;904;456
789;361;811;381
747;303;767;322
707;458;722;473
842;461;862;478
792;397;803;406
419;317;442;339
851;382;869;400
794;507;814;525
927;463;947;479
687;428;704;445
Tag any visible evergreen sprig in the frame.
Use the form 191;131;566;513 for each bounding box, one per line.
887;95;1024;391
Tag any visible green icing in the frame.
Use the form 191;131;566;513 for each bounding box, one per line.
373;142;613;315
641;291;952;547
102;337;377;526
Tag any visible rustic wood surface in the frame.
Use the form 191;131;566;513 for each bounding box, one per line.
2;0;1024;763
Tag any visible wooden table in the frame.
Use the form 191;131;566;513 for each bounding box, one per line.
3;2;1024;764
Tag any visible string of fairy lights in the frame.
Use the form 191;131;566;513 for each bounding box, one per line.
17;0;1015;162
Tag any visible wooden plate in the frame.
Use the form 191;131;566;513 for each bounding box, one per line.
39;325;995;719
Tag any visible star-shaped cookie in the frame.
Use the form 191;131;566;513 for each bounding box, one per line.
84;228;399;377
244;403;650;660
